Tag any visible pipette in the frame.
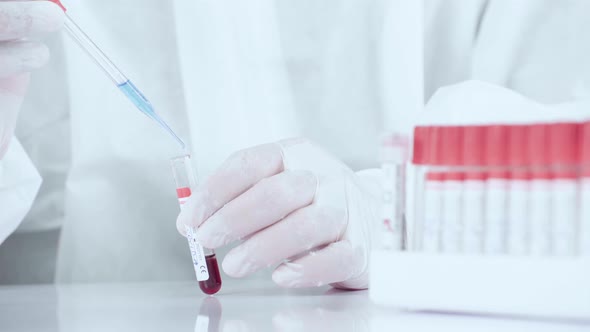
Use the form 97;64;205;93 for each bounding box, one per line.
49;0;186;149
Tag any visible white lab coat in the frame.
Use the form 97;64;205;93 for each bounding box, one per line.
1;0;589;283
0;141;41;244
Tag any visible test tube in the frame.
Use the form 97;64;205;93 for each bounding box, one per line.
380;133;409;250
549;123;579;256
422;127;444;252
507;125;530;255
528;125;552;255
461;126;486;254
440;127;463;253
171;155;222;295
484;126;509;254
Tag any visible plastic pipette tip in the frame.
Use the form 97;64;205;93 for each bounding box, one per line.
157;119;186;149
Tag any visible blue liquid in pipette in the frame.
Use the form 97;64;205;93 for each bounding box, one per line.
117;80;186;149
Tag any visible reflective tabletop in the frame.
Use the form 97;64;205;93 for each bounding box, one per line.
1;280;588;332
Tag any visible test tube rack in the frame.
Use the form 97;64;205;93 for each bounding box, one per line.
370;123;590;321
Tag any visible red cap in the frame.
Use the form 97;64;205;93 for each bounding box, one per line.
463;126;486;180
48;0;67;11
549;123;579;179
486;125;509;179
426;127;445;181
508;125;528;166
508;125;530;180
412;127;429;164
582;121;590;177
442;126;463;180
527;124;551;179
176;187;191;199
429;127;444;166
441;126;462;166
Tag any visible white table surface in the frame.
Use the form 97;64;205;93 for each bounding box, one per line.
1;280;588;332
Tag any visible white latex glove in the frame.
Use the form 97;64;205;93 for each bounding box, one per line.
177;138;380;289
0;0;64;158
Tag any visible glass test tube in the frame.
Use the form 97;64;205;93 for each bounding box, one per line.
380;134;409;250
171;155;222;295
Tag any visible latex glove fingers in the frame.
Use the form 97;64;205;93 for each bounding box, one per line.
176;143;284;235
271;240;364;288
0;1;64;76
221;201;346;278
177;138;379;290
277;139;379;289
194;169;316;249
0;40;49;77
0;1;64;41
266;178;376;290
0;1;63;159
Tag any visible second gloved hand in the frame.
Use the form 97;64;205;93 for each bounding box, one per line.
0;1;64;158
177;138;380;289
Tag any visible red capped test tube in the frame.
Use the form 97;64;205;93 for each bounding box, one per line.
420;127;444;252
548;123;579;256
484;125;509;254
380;133;409;251
440;126;464;253
462;125;486;254
171;155;222;295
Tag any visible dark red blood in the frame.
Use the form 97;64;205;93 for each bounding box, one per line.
200;255;222;295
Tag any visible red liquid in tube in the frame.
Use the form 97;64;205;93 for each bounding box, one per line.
200;255;222;295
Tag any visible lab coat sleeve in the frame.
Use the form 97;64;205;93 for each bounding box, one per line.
0;138;42;245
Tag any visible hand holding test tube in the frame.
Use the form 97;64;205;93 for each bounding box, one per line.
171;155;222;295
176;139;380;289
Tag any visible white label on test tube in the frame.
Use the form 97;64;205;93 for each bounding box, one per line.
462;180;485;253
507;179;529;255
529;179;552;255
442;178;462;253
178;192;210;281
580;178;590;255
423;175;443;252
552;179;577;256
484;178;507;254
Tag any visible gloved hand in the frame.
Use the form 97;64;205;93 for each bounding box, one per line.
177;138;380;289
0;1;64;158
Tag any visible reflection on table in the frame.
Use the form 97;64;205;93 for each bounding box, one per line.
0;280;587;332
